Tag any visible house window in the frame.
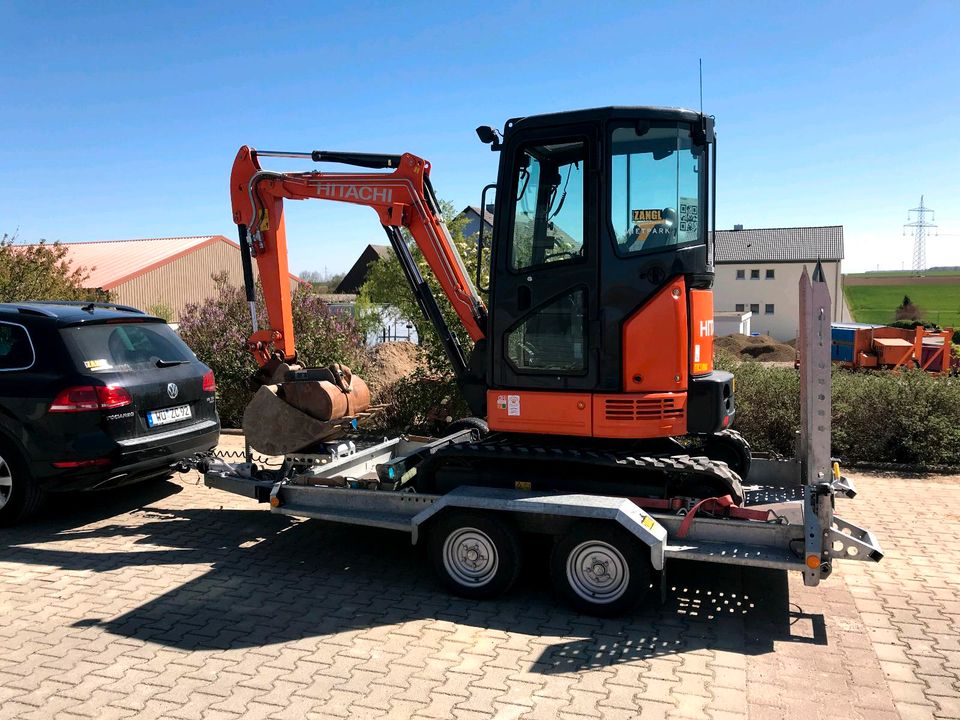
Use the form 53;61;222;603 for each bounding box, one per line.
736;269;745;280
735;303;745;312
750;303;760;314
766;269;775;279
765;304;775;315
750;269;760;279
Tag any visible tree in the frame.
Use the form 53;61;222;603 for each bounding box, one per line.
356;200;486;376
895;294;922;321
178;274;368;427
298;269;347;293
354;201;486;428
0;233;103;302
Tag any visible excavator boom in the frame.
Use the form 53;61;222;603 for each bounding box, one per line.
229;146;487;370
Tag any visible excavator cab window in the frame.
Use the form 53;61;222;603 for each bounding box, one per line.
610;123;703;256
510;141;587;271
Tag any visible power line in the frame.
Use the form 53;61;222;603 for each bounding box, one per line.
903;195;936;275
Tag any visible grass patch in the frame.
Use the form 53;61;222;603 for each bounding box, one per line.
844;283;960;326
845;270;960;278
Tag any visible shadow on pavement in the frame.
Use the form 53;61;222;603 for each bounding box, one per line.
2;487;829;670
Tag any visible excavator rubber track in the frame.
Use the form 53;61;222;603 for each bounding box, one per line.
405;436;745;505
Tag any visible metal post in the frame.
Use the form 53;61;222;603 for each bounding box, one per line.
799;262;834;586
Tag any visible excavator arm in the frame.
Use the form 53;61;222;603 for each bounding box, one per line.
229;146;487;376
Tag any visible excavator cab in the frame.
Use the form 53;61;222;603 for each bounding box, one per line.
475;107;733;441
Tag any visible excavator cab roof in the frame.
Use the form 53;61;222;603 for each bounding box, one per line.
502;105;712;139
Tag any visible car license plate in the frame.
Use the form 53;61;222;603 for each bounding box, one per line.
147;404;192;428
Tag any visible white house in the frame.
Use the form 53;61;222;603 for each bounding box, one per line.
714;310;752;337
713;226;847;341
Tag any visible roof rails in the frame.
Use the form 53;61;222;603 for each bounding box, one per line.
0;304;58;318
31;300;145;314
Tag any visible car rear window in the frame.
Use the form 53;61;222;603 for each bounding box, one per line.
60;322;195;373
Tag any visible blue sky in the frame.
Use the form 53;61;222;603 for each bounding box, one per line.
1;1;957;275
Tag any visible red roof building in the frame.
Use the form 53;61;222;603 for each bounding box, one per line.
60;235;300;320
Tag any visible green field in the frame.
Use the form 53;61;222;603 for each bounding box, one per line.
846;269;960;278
844;283;960;326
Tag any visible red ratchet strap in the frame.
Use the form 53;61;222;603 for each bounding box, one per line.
630;495;777;539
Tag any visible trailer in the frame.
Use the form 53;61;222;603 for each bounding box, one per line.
198;267;883;616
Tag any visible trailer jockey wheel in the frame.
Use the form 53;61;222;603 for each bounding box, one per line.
550;521;652;617
428;511;521;599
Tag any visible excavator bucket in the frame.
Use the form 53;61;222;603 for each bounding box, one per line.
242;365;371;455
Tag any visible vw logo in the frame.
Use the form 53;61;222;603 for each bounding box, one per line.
167;382;179;400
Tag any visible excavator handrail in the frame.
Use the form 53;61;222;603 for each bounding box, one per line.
229;146;487;372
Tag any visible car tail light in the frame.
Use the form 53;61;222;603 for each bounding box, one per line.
202;370;216;393
49;385;132;412
97;385;133;409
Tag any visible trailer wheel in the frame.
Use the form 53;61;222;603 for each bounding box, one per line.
428;512;521;599
550;521;651;617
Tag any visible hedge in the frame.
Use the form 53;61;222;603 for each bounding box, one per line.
717;352;960;467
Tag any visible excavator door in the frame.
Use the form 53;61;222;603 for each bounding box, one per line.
489;124;600;394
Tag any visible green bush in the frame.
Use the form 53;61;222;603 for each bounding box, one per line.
178;276;368;428
718;351;960;467
368;375;469;435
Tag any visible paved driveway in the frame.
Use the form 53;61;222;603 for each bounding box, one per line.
1;468;958;720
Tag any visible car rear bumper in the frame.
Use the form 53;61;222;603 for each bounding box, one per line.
33;419;220;492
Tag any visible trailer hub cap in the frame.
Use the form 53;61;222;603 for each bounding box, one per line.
443;527;499;586
0;454;12;511
567;540;629;603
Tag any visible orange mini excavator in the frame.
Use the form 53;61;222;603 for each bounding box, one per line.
230;106;749;502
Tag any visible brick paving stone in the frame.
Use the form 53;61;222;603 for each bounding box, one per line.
0;469;957;719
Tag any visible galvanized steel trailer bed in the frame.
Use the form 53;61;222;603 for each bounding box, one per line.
200;265;883;614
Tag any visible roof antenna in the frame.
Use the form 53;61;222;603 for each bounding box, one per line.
699;58;704;116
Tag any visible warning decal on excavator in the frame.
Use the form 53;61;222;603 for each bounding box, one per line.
495;394;521;415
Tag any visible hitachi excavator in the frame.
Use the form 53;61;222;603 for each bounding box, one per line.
229;107;749;503
203;106;882;616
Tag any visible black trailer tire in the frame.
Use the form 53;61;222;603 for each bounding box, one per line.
446;417;489;440
0;439;44;527
550;521;652;617
428;511;521;600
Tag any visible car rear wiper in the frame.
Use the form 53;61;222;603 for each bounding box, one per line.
155;359;189;368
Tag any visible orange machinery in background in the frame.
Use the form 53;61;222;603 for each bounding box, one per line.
831;323;954;373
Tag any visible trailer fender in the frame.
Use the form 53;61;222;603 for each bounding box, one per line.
410;486;667;571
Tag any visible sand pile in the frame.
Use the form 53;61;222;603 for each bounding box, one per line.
715;334;796;362
365;341;421;392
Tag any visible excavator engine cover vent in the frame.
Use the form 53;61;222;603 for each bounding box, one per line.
604;397;684;422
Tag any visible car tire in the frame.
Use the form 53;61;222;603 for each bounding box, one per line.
550;521;652;617
428;511;522;600
0;439;44;527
